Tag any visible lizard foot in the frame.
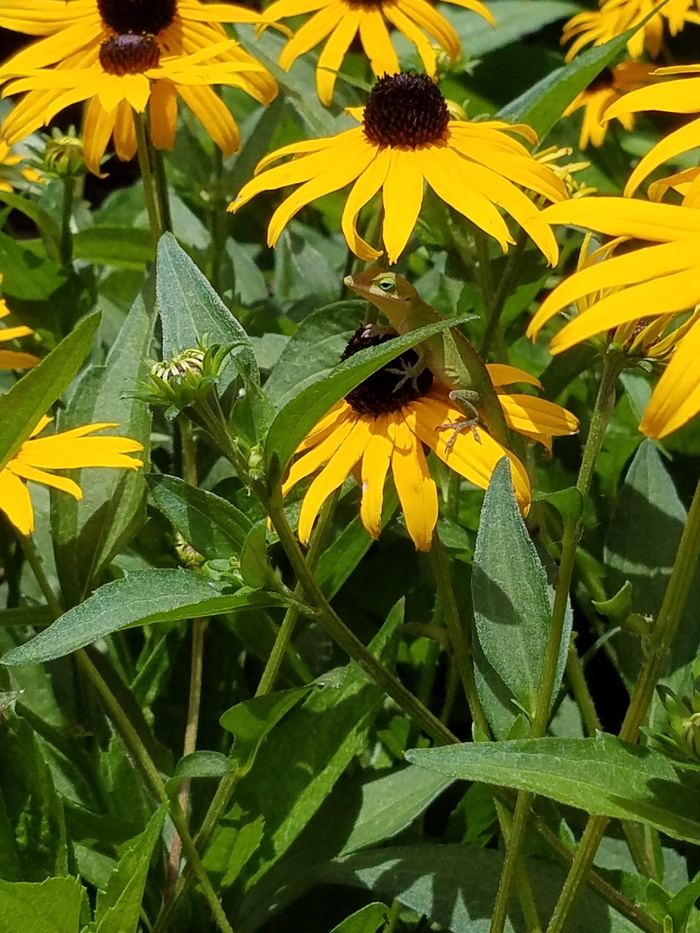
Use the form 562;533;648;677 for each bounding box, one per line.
437;418;481;450
387;358;425;393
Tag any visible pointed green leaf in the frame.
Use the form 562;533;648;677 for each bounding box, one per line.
165;751;233;795
1;570;289;665
51;285;154;606
406;734;700;842
147;473;253;560
329;904;388;933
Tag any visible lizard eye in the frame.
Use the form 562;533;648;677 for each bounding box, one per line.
376;277;396;293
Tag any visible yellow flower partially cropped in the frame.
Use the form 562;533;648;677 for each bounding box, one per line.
0;288;39;371
0;0;278;174
0;139;42;190
562;0;698;61
230;72;567;266
264;0;495;106
605;64;700;197
528;198;700;438
0;415;144;535
564;61;656;149
283;326;578;551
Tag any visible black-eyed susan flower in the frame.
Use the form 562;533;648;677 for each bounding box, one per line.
562;0;698;62
283;325;577;551
0;0;278;175
264;0;494;106
0;289;39;371
230;72;568;266
604;64;700;197
527;198;700;438
0;415;144;536
564;61;656;149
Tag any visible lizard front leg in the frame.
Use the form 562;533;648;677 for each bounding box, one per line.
438;389;482;449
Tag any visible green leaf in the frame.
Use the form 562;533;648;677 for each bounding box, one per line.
0;877;84;933
51;285;154;606
499;28;639;141
156;232;258;383
165;751;233;794
220;685;312;777
1;570;289;665
0;312;100;472
94;805;166;933
0;712;68;880
264;300;365;410
0;231;67;300
605;440;700;693
446;0;579;57
239;520;277;589
316;844;640;933
329;904;388;933
71;226;154;270
147;473;253;560
265;316;473;484
0;190;61;260
472;460;569;725
406;734;700;843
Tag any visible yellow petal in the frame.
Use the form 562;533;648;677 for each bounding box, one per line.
391;413;437;552
551;266;700;354
341;148;390;261
150;80;179;151
605;77;700;121
297;416;371;543
486;363;542;390
315;9;361;106
539;197;700;242
360;418;393;538
177;84;240;156
397;0;461;60
113;100;137;161
83;96;115;176
278;3;345;70
357;7;399;76
417;145;514;253
0;349;39;369
499;393;579;437
383;2;436;75
622;118;700;197
527;238;700;338
443;0;495;26
0;466;34;535
282;408;356;494
381;148;425;264
640;318;700;438
8;460;83;498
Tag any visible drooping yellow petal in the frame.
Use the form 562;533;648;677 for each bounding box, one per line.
278;2;345;70
550;267;700;354
417;145;514;253
605;77;700;121
527;238;700;338
177;83;240;156
640;318;700;439
397;0;461;60
382;148;425;264
360;418;393;539
297;416;372;544
262;0;333;19
383;2;436;75
341;148;391;261
283;408;357;494
83;96;115;177
622;118;700;197
357;7;399;76
315;9;361;105
443;0;495;26
8;460;83;498
391;413;437;552
0;466;34;535
113;100;137;161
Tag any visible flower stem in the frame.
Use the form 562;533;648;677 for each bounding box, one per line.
267;489;457;746
134;112;164;247
489;351;623;933
150;137;173;234
545;467;700;933
479;229;529;359
76;650;234;933
429;533;490;737
18;532;62;618
60;177;74;267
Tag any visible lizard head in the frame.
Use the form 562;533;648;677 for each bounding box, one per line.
344;268;415;310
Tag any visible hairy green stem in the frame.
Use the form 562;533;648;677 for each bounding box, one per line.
565;639;602;735
134;112;163;246
490;352;622;933
18;533;62;618
150;138;172;234
546;467;700;933
60;177;74;267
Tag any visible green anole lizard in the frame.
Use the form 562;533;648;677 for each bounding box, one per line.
344;267;511;449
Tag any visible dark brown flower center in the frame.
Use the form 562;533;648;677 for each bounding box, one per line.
587;66;614;93
99;33;161;75
97;0;176;35
363;72;450;149
343;325;433;416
